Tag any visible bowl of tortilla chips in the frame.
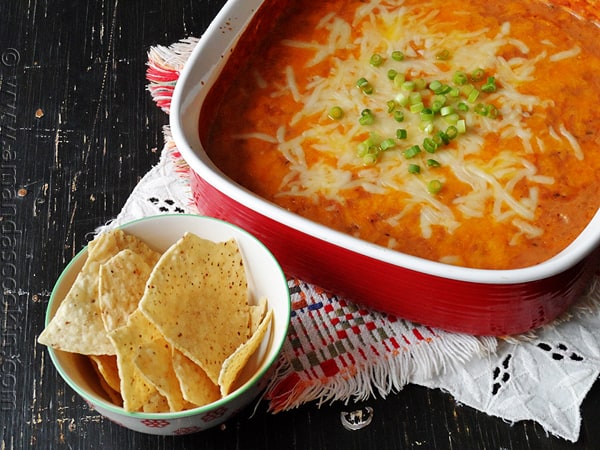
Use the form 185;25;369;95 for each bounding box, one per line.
38;214;290;435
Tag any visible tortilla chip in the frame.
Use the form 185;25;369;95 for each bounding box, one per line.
99;249;159;332
172;349;221;407
96;369;123;407
89;355;120;393
142;391;170;413
218;309;273;397
108;310;163;411
38;229;158;355
250;297;268;334
139;233;251;384
133;338;188;412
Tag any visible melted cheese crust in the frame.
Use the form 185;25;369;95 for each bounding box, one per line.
204;0;600;269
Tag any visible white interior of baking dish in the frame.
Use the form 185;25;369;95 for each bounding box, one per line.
170;0;600;285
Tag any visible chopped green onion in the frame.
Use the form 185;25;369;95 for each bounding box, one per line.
356;142;369;157
356;77;368;88
436;49;451;61
393;110;405;122
481;76;497;93
457;119;467;133
356;77;374;95
408;164;421;174
423;137;438;153
370;53;385;67
427;179;443;193
429;80;443;93
359;108;375;125
414;78;427;90
431;95;447;112
380;138;396;151
394;92;410;106
402;80;416;91
393;72;406;88
475;103;488;116
360;108;375;125
357;143;376;158
453;71;468;85
395;92;410;106
457;102;469;112
436;130;450;145
392;50;405;61
443;113;460;125
363;152;378;165
387;100;397;113
471;68;485;82
409;92;422;104
445;125;458;140
437;84;452;95
357;134;379;156
387;69;398;80
420;122;434;134
460;83;475;96
427;159;441;168
328;106;344;120
420;108;434;122
403;145;421;159
474;103;499;118
431;100;444;113
440;105;455;116
396;128;408;139
410;102;425;113
361;143;381;164
467;88;480;103
448;87;460;97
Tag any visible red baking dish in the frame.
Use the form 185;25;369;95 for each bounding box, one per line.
170;0;600;335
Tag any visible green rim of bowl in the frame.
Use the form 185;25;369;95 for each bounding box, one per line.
45;213;291;419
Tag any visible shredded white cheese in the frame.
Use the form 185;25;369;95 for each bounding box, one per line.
240;0;585;247
550;45;581;62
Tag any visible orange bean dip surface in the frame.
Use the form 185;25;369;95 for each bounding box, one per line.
202;0;600;269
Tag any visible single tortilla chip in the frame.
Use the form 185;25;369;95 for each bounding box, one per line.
133;338;188;412
249;297;268;334
89;354;121;393
218;309;273;397
172;349;221;407
139;233;251;384
109;310;163;411
95;367;123;407
99;249;159;332
38;229;159;355
142;391;170;413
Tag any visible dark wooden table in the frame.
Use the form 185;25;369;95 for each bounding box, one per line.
2;1;599;448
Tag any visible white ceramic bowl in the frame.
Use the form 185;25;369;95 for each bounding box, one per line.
44;214;290;435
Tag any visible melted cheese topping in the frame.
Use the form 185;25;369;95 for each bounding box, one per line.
204;0;600;269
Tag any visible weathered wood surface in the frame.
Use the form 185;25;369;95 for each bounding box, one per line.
1;0;599;448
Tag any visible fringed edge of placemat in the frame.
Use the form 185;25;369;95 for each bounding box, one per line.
146;37;199;114
264;331;497;413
